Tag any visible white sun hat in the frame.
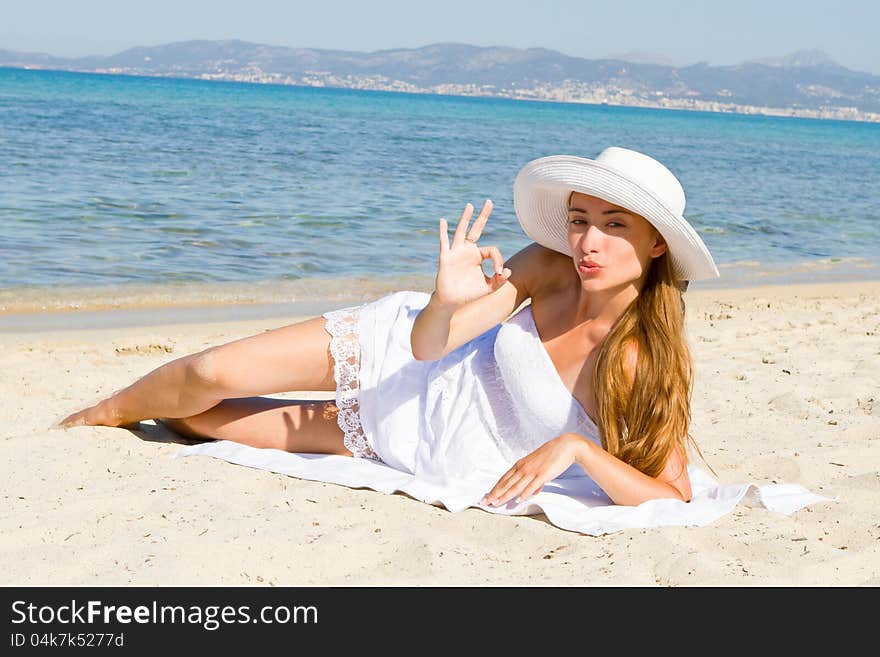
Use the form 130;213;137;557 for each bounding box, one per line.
513;147;720;282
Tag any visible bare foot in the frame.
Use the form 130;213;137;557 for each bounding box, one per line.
55;400;129;429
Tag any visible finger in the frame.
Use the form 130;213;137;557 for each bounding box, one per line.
438;218;449;253
487;465;520;494
484;471;528;506
518;480;545;503
487;268;513;290
482;476;510;504
479;245;505;276
482;472;514;505
452;203;474;246
486;272;508;293
465;199;493;243
496;474;538;507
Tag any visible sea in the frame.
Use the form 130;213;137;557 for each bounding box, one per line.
1;66;879;329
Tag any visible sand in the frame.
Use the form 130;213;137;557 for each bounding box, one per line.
2;280;878;586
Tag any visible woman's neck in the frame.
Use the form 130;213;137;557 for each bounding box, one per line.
570;282;640;329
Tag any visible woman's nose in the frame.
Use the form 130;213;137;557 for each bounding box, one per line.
578;224;603;251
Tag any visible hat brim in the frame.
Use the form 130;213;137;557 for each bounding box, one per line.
513;155;719;281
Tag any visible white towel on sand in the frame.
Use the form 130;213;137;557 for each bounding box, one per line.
174;440;831;536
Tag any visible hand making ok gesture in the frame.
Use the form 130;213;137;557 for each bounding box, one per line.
433;199;512;307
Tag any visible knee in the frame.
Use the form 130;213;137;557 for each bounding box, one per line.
185;349;219;388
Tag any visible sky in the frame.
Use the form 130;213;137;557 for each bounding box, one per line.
2;0;878;74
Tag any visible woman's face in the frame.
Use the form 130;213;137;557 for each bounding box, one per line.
566;191;667;291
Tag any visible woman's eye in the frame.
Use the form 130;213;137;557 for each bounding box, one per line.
568;218;624;228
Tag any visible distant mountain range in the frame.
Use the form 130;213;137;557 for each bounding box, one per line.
3;41;879;122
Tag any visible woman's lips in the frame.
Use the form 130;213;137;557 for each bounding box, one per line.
578;261;602;275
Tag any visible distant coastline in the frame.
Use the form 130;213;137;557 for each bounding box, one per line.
9;64;879;125
4;40;880;124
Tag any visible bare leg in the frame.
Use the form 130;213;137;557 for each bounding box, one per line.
160;397;352;455
58;315;339;429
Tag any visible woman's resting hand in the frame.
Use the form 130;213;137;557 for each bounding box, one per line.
482;434;581;507
481;432;693;507
433;199;511;308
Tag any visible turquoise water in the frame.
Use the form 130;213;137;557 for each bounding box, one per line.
1;66;879;311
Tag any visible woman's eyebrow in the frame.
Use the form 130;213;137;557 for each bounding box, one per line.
567;207;635;217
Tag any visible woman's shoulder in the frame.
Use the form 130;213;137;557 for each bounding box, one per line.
501;242;562;310
515;243;575;298
505;245;583;331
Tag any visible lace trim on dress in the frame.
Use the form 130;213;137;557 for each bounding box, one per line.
322;306;383;463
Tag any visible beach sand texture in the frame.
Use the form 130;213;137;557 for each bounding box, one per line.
2;280;878;586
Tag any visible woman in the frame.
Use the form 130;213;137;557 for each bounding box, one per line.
58;146;720;511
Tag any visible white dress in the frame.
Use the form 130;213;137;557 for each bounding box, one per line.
323;290;599;486
176;290;829;535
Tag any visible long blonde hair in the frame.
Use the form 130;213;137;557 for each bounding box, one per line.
592;251;707;478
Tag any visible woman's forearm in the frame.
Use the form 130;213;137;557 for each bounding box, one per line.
569;435;689;506
101;351;221;425
410;292;458;361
